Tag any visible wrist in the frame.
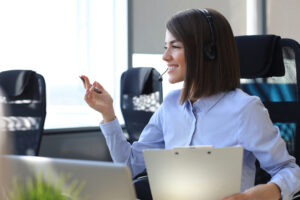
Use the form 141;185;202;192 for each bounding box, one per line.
268;183;281;200
245;183;281;200
102;111;116;123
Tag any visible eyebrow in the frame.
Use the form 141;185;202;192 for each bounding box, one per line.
165;40;181;45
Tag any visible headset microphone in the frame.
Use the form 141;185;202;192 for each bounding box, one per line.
158;68;168;81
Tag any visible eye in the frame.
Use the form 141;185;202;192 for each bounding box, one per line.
172;45;181;49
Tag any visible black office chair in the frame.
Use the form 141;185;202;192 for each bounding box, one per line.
120;67;163;143
0;70;46;156
236;35;300;198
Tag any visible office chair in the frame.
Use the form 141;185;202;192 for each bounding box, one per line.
0;70;46;156
236;35;300;198
120;67;163;143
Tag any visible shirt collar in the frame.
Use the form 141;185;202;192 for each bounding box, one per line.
184;92;227;113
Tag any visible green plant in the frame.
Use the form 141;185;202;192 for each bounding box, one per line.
6;173;86;200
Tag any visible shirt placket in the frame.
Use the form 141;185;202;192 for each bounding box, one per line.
187;104;201;146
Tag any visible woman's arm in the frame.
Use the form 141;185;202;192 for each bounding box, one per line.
81;75;165;176
222;183;281;200
99;106;165;177
236;97;300;200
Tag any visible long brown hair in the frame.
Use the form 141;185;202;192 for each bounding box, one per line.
166;8;240;104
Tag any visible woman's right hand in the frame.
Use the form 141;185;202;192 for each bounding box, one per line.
81;75;116;123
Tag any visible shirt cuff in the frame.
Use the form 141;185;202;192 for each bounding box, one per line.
99;118;123;137
270;179;292;200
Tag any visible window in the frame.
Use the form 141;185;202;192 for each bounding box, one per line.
0;0;127;128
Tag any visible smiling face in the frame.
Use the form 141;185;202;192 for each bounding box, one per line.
165;9;240;104
162;29;186;84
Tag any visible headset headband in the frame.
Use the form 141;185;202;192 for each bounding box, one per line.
199;9;216;60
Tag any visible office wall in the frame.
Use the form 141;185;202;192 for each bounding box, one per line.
266;0;300;43
130;0;300;55
130;0;246;54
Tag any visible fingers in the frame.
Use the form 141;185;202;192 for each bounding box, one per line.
84;85;104;113
85;82;102;102
83;81;114;116
92;81;104;93
80;75;103;94
93;81;104;90
80;75;91;89
84;87;96;107
87;83;101;94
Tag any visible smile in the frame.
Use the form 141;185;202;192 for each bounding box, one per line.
168;66;178;70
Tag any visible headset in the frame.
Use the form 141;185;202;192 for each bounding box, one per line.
199;9;216;60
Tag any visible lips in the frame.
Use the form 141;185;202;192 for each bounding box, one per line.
167;64;178;72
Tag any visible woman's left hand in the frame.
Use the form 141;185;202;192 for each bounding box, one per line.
222;183;281;200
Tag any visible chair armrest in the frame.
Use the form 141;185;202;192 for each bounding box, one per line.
293;194;300;200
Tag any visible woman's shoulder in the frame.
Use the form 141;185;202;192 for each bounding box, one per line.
224;89;263;112
228;88;261;103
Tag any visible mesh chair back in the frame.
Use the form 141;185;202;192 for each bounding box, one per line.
0;70;46;155
120;67;163;142
236;35;300;184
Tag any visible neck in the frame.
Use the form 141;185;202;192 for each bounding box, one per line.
190;98;197;104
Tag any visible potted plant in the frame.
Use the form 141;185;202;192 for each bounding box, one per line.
6;172;86;200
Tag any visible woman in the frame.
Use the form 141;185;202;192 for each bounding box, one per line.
82;8;300;200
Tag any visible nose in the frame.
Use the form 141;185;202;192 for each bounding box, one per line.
162;48;171;61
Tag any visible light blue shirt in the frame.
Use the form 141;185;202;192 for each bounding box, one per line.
100;88;300;200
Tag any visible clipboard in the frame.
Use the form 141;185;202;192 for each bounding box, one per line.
143;146;243;200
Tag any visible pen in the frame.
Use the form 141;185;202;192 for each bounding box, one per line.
79;76;102;94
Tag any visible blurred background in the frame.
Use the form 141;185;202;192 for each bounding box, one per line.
0;0;299;129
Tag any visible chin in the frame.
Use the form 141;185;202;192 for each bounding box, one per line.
168;74;184;84
168;78;176;84
168;78;180;84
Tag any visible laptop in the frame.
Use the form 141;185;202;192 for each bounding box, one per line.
143;146;243;200
2;155;137;200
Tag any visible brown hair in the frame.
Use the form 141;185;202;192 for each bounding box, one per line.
166;8;240;104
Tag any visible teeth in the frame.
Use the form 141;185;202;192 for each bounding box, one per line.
168;66;177;70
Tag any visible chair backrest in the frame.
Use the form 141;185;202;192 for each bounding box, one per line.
0;70;46;156
235;35;300;184
120;67;163;142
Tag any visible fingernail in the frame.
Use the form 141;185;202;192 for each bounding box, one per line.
93;82;96;86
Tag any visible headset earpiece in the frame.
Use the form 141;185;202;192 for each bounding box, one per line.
199;9;216;60
204;42;216;60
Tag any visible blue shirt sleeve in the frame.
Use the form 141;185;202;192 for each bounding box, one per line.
100;105;165;177
237;97;300;200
